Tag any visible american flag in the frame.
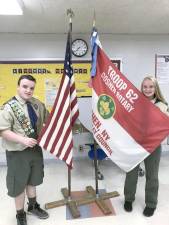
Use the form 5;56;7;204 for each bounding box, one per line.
38;28;79;168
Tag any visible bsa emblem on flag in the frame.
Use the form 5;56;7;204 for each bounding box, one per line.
97;95;116;119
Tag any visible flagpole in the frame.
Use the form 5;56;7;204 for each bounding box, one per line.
67;8;74;199
93;140;99;195
92;10;99;196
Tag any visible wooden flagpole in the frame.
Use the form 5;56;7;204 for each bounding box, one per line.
93;140;99;195
92;10;99;197
67;8;74;199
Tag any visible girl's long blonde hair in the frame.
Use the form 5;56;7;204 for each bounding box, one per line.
141;76;168;105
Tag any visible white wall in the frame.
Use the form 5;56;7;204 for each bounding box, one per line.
1;33;169;85
0;33;169;164
1;33;169;81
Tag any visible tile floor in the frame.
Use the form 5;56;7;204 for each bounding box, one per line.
0;152;169;225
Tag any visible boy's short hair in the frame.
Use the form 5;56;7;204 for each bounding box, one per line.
18;75;36;86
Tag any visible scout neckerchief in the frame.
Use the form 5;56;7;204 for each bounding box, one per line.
8;97;35;137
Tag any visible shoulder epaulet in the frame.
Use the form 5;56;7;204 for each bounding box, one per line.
0;97;15;110
3;96;16;106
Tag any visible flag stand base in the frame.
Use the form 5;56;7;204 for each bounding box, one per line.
45;185;119;218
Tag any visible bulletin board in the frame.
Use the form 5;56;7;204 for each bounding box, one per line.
155;54;169;145
0;59;121;111
155;54;169;103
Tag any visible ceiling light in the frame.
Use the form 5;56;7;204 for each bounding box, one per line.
0;0;23;15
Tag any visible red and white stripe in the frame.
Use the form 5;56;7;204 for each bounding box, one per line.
38;74;79;168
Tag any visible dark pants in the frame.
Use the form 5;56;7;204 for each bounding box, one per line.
6;145;44;197
124;146;161;208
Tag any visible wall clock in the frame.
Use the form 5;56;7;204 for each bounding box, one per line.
72;39;88;57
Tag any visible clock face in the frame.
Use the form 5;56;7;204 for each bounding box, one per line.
72;39;88;57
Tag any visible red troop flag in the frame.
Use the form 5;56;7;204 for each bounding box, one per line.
91;29;169;172
38;29;79;168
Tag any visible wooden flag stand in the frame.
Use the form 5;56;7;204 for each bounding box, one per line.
45;137;119;218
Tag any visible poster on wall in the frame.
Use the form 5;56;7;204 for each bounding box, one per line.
155;54;169;145
155;54;169;84
0;59;121;110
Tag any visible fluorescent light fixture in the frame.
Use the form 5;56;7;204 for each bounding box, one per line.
0;0;23;15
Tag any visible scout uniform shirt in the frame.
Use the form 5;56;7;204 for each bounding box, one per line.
0;95;49;151
152;98;169;116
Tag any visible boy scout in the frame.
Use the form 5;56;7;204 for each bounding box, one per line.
0;75;49;225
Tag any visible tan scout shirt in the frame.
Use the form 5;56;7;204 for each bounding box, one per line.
0;95;49;151
153;99;169;116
